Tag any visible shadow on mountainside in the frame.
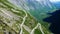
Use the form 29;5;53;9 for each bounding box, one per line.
43;10;60;34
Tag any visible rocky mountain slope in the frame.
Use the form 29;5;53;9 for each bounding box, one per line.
0;0;57;34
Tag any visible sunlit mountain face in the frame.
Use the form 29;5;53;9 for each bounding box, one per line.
8;0;57;21
50;0;60;2
0;0;60;34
